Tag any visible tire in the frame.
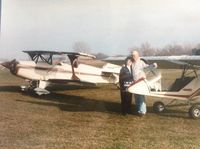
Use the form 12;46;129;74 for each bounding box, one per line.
189;105;200;119
153;101;165;113
29;81;39;90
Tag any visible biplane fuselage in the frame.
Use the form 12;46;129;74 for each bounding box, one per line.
15;61;118;84
1;51;121;95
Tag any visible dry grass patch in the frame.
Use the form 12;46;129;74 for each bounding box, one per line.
0;70;200;149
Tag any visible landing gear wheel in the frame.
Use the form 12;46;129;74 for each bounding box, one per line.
153;101;165;113
189;105;200;119
29;81;39;90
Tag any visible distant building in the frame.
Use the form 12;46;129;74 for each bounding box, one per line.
192;49;200;55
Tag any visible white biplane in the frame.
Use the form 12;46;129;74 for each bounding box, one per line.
0;51;121;95
105;55;200;119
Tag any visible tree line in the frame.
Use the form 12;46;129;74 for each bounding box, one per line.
73;41;200;59
129;42;200;56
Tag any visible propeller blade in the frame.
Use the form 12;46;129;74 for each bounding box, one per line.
0;59;18;74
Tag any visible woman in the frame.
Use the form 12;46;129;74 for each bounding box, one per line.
119;57;133;115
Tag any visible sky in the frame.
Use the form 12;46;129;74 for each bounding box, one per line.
1;0;200;59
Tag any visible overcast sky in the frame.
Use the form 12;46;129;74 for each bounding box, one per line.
1;0;200;59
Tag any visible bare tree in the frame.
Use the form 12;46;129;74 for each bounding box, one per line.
73;41;91;54
140;42;158;56
129;42;158;56
159;43;192;56
129;42;193;56
95;53;108;59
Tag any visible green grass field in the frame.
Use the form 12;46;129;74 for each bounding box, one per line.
0;70;200;149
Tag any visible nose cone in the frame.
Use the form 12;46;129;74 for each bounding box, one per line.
0;59;18;74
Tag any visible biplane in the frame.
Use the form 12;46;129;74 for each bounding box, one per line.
105;55;200;118
0;51;121;95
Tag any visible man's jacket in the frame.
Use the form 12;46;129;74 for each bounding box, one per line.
119;66;133;91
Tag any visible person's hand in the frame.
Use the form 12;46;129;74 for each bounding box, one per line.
153;63;157;68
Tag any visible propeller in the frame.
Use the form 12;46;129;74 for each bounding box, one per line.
0;59;19;74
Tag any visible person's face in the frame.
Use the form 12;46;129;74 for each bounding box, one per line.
126;59;132;66
132;51;139;61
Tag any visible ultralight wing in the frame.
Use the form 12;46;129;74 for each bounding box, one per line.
104;55;200;69
143;55;200;69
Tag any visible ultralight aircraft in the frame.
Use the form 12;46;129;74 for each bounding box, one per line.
105;55;200;119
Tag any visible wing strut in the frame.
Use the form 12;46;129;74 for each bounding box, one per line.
68;55;80;80
25;51;53;64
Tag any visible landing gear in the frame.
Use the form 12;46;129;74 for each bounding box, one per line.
153;101;165;113
29;81;39;90
21;81;39;92
189;105;200;119
153;101;200;119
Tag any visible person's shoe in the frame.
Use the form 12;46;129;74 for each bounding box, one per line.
127;111;132;114
138;113;145;117
122;112;127;116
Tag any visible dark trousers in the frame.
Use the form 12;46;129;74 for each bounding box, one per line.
120;91;132;114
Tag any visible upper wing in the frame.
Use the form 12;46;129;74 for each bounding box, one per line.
104;55;200;69
143;55;200;69
23;50;96;64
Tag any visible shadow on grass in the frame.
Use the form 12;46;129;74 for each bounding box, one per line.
0;86;21;92
17;92;122;114
0;85;121;114
153;108;191;119
0;85;194;118
0;84;99;93
46;83;100;91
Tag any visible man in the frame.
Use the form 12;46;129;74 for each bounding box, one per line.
119;57;133;115
131;50;149;116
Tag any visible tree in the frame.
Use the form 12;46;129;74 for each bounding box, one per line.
159;43;192;56
95;52;108;59
129;42;158;56
140;42;158;56
73;41;91;54
129;42;193;56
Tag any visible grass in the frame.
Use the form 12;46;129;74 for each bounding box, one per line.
0;70;200;149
